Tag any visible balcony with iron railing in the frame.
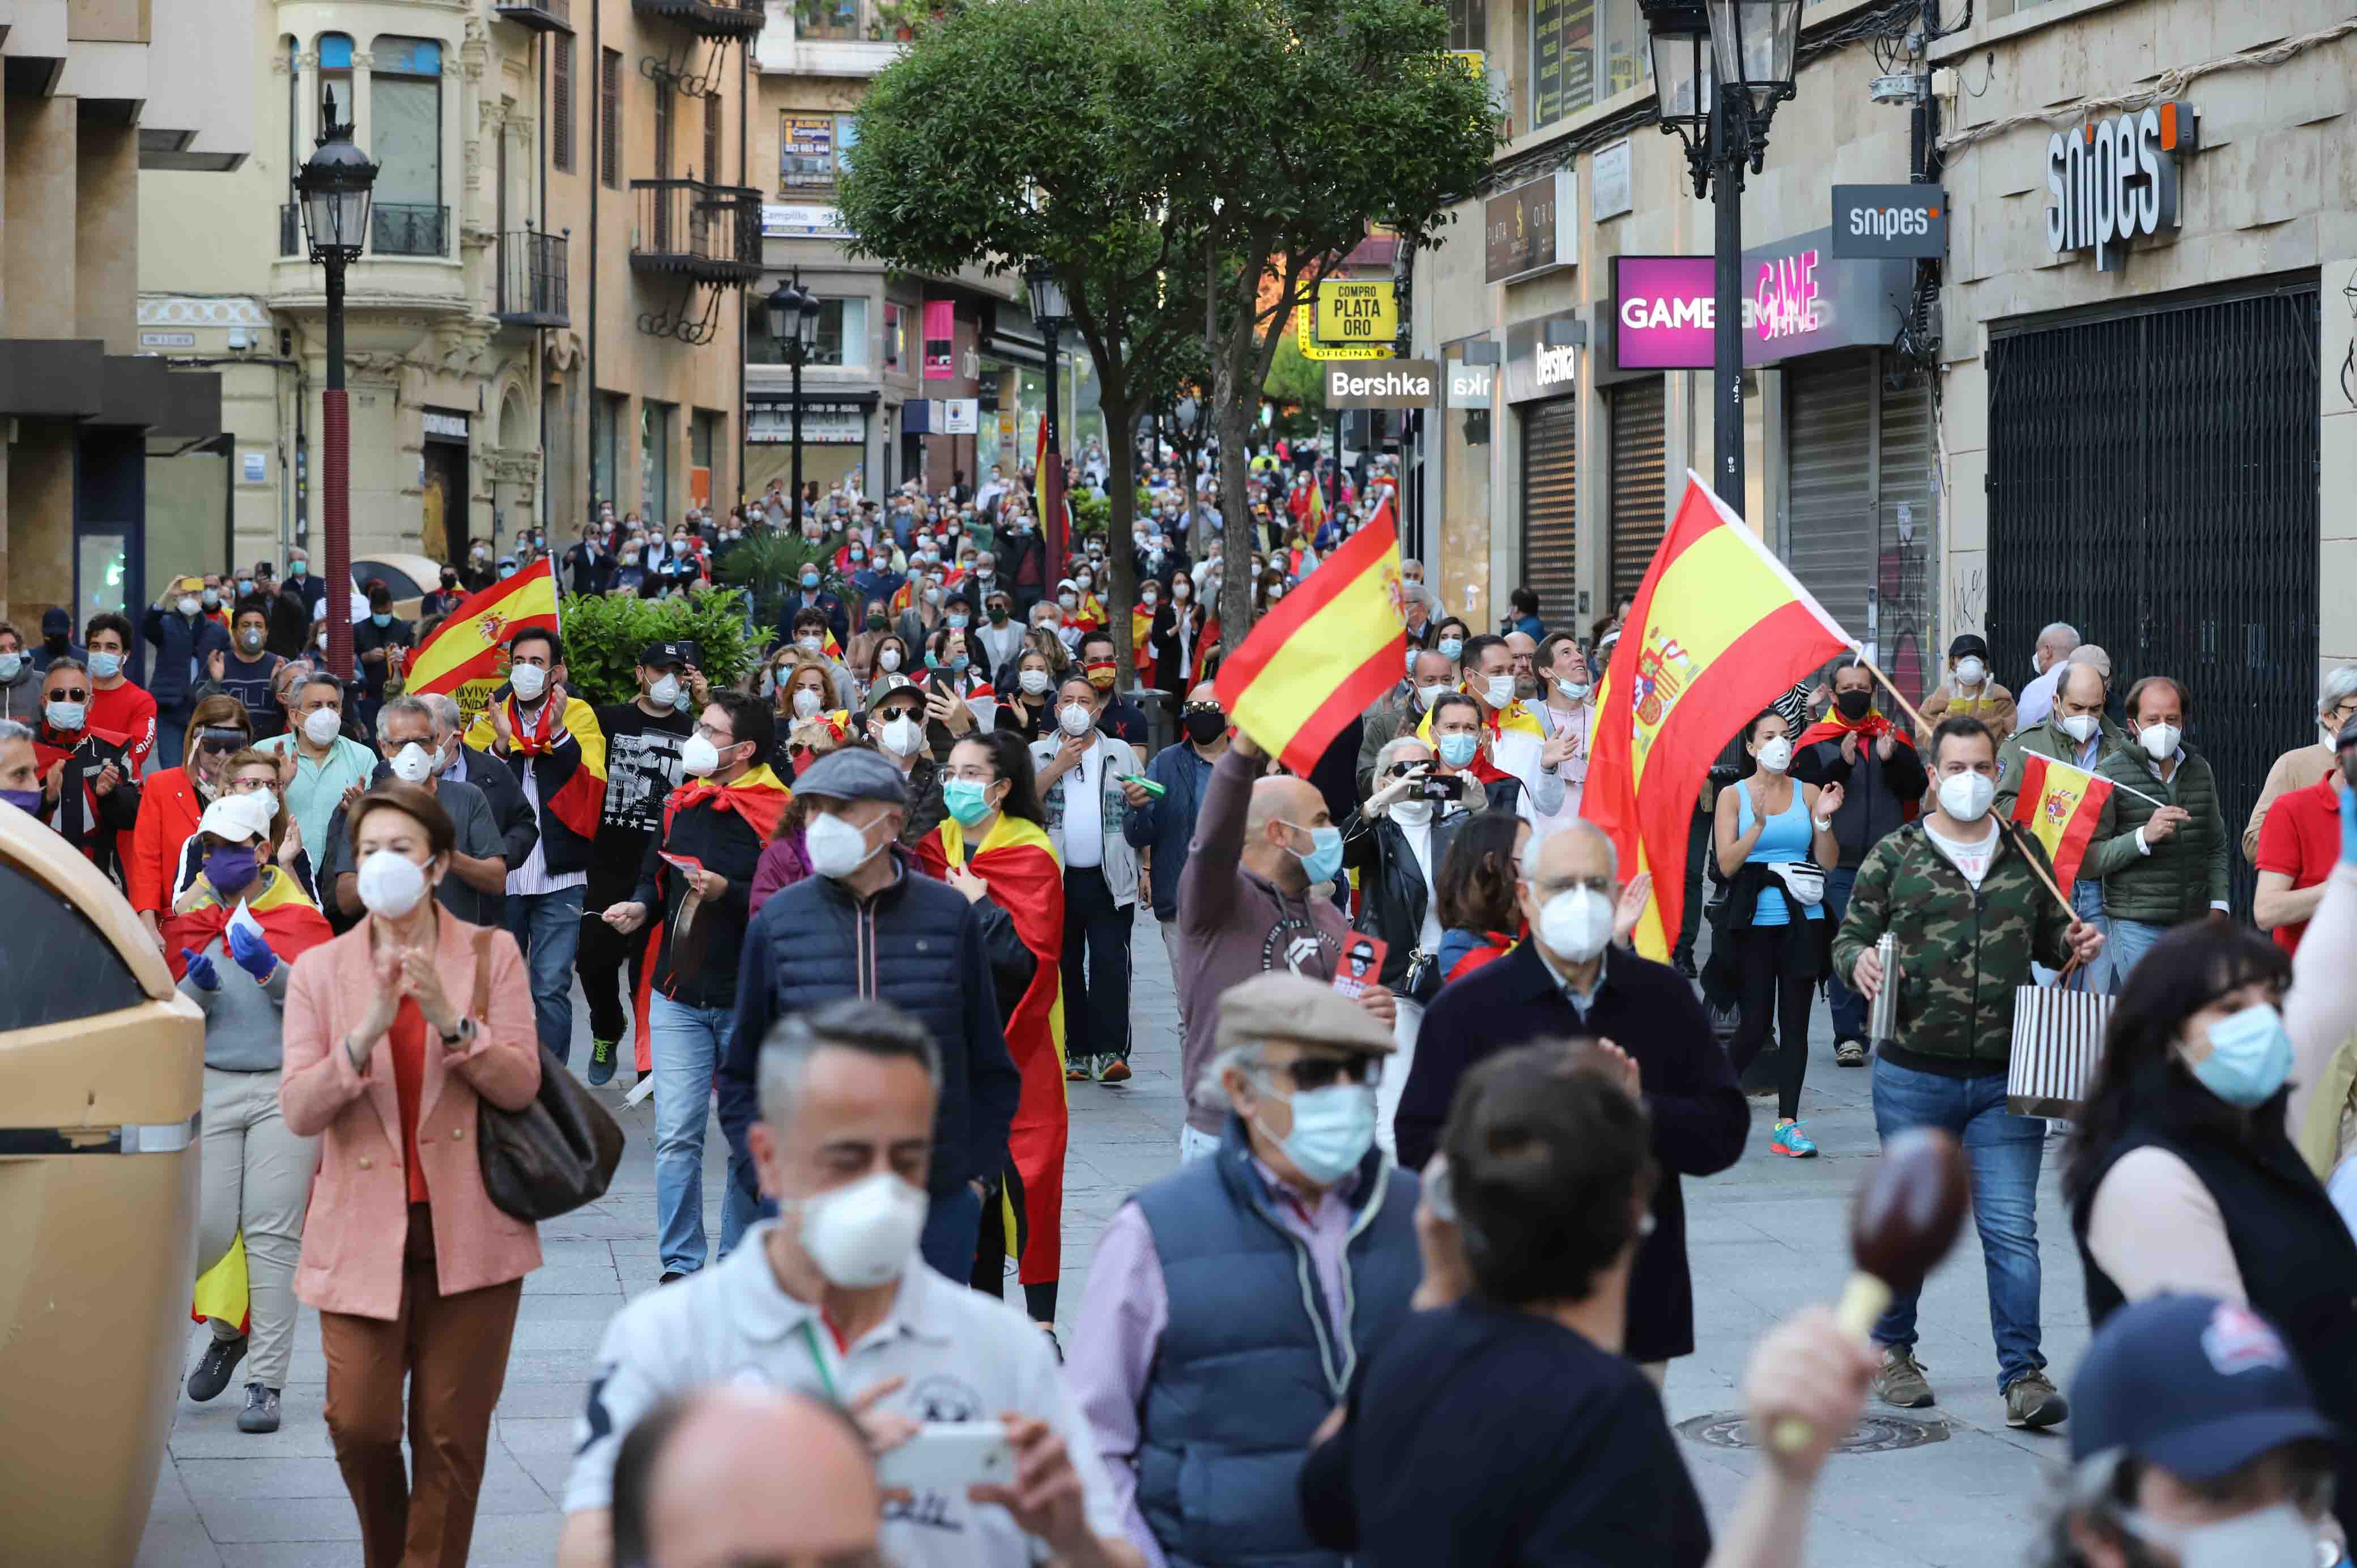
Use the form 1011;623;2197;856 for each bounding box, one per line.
491;0;573;32
760;0;914;76
629;178;762;284
632;0;765;41
495;229;569;329
372;203;449;259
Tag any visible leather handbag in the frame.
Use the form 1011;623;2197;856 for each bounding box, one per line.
1401;947;1443;1005
469;930;627;1221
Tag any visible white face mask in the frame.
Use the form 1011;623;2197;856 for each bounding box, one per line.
303;706;343;747
2060;713;2100;744
792;688;824;719
1937;770;1996;823
1414;681;1452;709
1058;703;1094;738
356;847;428;918
805;809;882;880
679;733;723;776
1538;887;1615;963
387;742;435;785
1954;657;1988;687
793;1171;930;1289
1753;735;1793;773
509;663;548;702
878;648;902;672
1019;668;1052;696
2138;721;2181;760
176;596;200;617
798;635;824;654
2119;1502;2324;1568
648;674;682;709
1482;674;1517;710
879;714;924;757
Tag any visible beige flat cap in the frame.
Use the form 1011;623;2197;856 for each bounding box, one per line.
1215;969;1397;1055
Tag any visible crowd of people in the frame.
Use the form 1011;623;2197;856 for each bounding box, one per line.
11;426;2357;1567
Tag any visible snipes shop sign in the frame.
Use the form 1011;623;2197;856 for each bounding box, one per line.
2046;101;2198;272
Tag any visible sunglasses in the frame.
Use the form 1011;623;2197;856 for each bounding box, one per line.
196;728;250;754
1270;1055;1382;1092
48;687;90;702
1384;760;1430;779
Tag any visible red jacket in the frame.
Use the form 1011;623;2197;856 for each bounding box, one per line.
126;766;203;915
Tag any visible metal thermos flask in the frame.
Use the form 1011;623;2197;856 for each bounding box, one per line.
1869;932;1900;1045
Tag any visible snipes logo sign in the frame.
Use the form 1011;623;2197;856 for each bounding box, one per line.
1831;185;1947;260
2046;102;2197;272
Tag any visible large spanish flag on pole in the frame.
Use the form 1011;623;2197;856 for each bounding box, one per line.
404;555;563;701
1215;514;1406;776
1584;474;1856;960
2008;752;2116;888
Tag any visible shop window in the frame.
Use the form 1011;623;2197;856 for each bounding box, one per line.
1530;0;1649;130
371;37;445;257
747;298;866;367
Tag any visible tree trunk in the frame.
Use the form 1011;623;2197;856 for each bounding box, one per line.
1101;395;1142;690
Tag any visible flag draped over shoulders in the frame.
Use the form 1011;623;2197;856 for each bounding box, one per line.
1582;474;1856;960
161;864;334;983
631;764;792;1072
918;811;1067;1285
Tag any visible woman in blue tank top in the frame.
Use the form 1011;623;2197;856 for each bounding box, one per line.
1712;708;1843;1156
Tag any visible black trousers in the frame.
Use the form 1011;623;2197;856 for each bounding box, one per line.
1675;811;1708;964
576;903;648;1048
1061;866;1134;1065
1726;922;1818;1121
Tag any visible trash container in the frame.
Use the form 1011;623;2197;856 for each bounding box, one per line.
0;808;206;1566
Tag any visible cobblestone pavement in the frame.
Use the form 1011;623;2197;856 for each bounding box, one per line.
140;911;2082;1566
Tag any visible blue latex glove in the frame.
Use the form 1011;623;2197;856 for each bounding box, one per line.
181;948;219;992
227;922;278;982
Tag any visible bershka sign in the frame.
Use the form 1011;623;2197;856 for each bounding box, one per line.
1535;342;1577;389
2046;102;2197;272
1445;360;1495;408
1832;185;1947;259
1325;360;1438;408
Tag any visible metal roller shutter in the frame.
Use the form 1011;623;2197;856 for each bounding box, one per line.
1520;398;1578;632
1875;372;1937;702
1784;355;1875;644
1609;379;1666;606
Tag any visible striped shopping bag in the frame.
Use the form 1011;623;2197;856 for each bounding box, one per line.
2006;972;2113;1118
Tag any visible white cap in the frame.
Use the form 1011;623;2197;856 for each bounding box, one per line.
197;791;273;844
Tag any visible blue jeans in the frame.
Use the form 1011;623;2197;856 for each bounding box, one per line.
1823;865;1865;1041
154;704;192;779
920;1182;984;1282
504;884;584;1066
1869;1058;2047;1391
2105;915;2170;996
2067;881;2109;992
649;993;730;1277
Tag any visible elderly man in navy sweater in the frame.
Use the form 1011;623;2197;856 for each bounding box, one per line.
718;745;1022;1280
1396;819;1748;1383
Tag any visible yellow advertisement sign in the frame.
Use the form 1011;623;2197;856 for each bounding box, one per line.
1295;305;1394;362
1316;280;1398;344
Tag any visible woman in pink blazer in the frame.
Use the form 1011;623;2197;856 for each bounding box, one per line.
280;780;542;1568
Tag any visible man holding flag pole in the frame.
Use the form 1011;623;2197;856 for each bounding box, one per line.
1995;657;2143;991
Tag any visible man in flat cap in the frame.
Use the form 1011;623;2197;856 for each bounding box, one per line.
717;745;1022;1277
1069;971;1422;1568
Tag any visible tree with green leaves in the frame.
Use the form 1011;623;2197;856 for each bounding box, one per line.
836;0;1212;687
1158;0;1497;639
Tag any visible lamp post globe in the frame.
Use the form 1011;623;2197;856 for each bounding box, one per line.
293;88;378;678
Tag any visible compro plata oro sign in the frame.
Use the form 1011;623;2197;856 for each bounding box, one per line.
1316;280;1398;345
1324;360;1439;410
2046;101;2197;272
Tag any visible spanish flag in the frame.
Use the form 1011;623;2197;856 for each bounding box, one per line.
1215;508;1407;776
192;1233;250;1336
405;555;563;698
2009;752;2116;888
1131;603;1155;675
162;864;334;982
632;764;793;1072
1584;475;1855;960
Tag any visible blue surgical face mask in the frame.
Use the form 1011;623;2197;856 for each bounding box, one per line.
1259;1080;1379;1184
1286;820;1345;885
942;778;994;828
946;613;969;630
88;651;122;680
801;570;821;589
2188;1002;2295;1108
371;612;391;628
1436;732;1479;769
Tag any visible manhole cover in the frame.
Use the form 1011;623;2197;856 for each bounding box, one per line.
1674;1410;1950;1454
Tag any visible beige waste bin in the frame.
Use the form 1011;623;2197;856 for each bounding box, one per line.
0;808;206;1566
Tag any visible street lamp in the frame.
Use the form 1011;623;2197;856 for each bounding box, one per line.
1642;0;1802;518
1024;258;1072;566
766;274;820;530
293;86;377;676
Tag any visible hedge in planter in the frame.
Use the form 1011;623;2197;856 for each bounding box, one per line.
556;589;758;709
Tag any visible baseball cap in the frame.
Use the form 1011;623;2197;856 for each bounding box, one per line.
1948;632;1990;661
792;746;909;808
1215;971;1396;1056
640;640;696;669
41;607;70;635
196;792;274;845
2070;1295;2341;1480
865;674;922;714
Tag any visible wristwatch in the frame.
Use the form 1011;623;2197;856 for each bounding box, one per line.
439;1017;475;1049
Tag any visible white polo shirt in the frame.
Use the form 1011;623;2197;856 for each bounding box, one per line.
564;1225;1124;1567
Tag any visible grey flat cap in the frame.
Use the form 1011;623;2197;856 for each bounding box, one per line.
1215;970;1396;1056
792;745;910;807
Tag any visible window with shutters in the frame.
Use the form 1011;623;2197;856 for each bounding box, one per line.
1519;399;1578;631
654;79;672;178
600;48;622;189
552;35;573;173
704;93;722;184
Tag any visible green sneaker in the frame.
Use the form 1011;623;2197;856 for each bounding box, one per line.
2004;1369;2069;1430
1871;1345;1935;1409
588;1036;619;1086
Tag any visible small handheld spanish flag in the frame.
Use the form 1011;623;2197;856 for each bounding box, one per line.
405;555;563;698
1214;515;1407;777
2009;752;2117;888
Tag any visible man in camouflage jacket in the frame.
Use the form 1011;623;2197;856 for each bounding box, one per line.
1832;714;2105;1431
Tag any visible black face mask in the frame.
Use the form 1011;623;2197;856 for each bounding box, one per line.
1835;689;1873;721
1183;709;1228;745
44;633;66;655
